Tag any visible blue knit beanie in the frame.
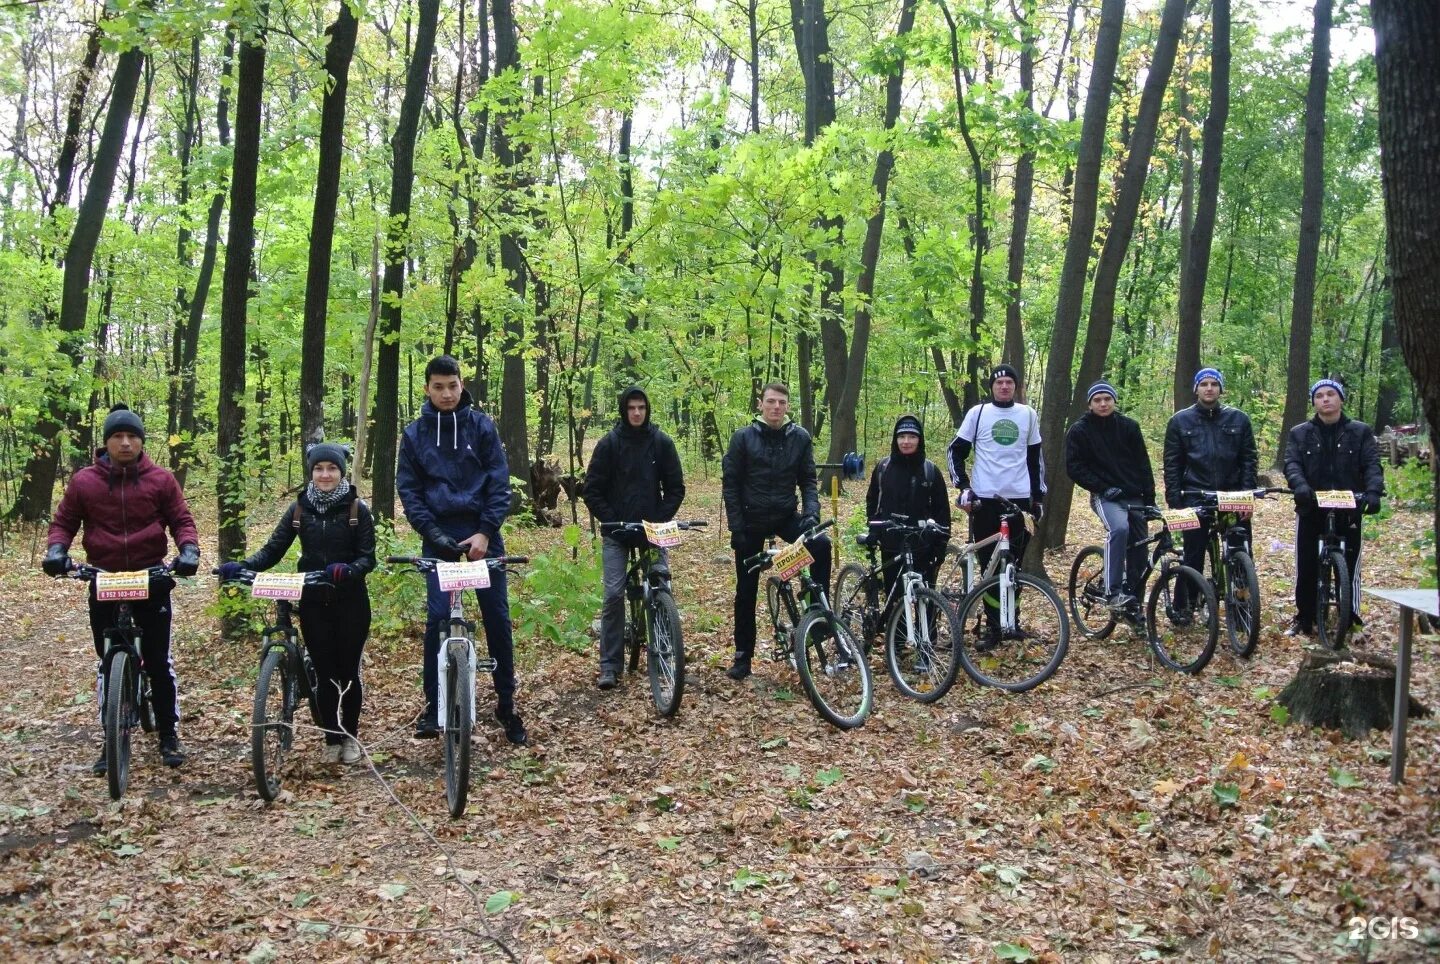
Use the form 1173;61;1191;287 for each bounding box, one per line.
1309;378;1346;402
1087;381;1117;403
1193;367;1224;392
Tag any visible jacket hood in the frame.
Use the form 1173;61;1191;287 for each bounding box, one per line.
617;385;652;430
889;414;926;462
751;414;793;436
419;390;477;448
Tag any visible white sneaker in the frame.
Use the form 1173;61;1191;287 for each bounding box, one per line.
322;743;342;764
340;738;363;765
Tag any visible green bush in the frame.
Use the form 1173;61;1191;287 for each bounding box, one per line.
510;524;602;654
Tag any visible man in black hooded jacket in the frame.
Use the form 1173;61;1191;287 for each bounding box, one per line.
583;387;686;689
866;415;952;615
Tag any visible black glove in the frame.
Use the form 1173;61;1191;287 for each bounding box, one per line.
1292;486;1316;514
1101;487;1125;503
173;543;200;577
1030;494;1045;522
326;562;354;583
1165;494;1181;510
216;561;246;581
798;515;819;533
1360;492;1382;515
730;530;748;551
434;536;465;561
42;543;69;577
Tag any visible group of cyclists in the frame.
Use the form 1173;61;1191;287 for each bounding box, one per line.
41;354;1387;778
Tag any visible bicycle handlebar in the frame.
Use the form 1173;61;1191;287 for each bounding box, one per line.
386;554;528;571
599;520;709;532
65;562;173;582
866;516;951;538
211;567;335;588
741;519;835;572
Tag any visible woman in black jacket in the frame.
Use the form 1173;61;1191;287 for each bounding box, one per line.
219;443;377;764
865;415;952;609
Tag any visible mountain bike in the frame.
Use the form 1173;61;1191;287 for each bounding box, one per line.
750;520;873;730
1310;490;1365;651
599;520;707;717
60;563;172;800
388;553;527;818
215;568;331;801
935;498;1069;692
1177;487;1288;658
834;516;960;702
1068;504;1219;673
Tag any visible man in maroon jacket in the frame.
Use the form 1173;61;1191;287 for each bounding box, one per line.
44;405;200;774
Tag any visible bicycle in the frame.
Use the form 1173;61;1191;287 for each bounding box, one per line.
1309;490;1365;651
934;498;1070;693
834;516;961;702
598;520;708;717
750;520;873;729
1176;487;1288;658
1067;504;1219;673
60;563;173;800
388;552;527;818
215;567;331;801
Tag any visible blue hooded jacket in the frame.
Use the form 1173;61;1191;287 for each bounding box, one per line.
397;390;511;543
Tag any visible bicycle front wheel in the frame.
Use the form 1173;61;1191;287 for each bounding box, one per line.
794;610;873;730
765;576;792;651
1147;566;1218;673
1316;550;1352;651
443;642;474;819
954;572;1069;693
835;563;876;651
252;647;296;801
646;590;685;717
1224;551;1262;658
104;651;137;800
884;586;962;702
1067;546;1116;640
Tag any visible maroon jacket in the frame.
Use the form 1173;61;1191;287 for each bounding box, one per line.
48;451;199;571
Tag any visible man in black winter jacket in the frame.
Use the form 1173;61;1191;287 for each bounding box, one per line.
1163;366;1259;585
722;382;828;680
582;387;686;689
1283;378;1384;636
1065;381;1156;611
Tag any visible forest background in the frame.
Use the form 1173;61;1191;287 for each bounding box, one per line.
0;0;1426;567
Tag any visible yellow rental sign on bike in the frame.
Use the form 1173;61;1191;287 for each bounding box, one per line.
437;561;491;591
1316;490;1356;509
1216;491;1255;513
643;520;682;548
95;571;149;601
773;539;814;581
1161;508;1202;531
252;572;305;600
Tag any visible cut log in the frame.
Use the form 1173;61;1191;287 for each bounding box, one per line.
1278;650;1429;739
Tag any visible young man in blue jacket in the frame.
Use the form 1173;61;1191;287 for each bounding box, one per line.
397;356;526;745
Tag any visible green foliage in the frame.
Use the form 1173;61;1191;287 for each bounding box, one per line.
509;525;603;653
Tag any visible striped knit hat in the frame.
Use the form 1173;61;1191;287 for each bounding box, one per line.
1310;378;1346;402
1193;367;1224;392
1087;380;1117;403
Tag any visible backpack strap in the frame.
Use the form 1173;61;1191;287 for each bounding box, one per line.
288;501;302;531
349;498;363;526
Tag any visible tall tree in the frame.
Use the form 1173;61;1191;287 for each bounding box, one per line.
299;2;360;447
1173;0;1231;409
1003;0;1040;386
492;0;530;486
1277;0;1331;465
371;0;442;520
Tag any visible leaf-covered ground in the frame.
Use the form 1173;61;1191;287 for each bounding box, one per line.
1;482;1437;962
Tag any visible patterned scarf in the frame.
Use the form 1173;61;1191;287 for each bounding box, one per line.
307;478;351;514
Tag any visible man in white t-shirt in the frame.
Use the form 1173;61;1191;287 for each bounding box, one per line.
948;364;1045;645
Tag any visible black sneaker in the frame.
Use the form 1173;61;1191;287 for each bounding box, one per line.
1284;618;1314;638
91;752;108;777
726;655;753;681
159;735;186;768
597;669;618;690
413;710;440;740
494;707;528;746
973;626;1002;653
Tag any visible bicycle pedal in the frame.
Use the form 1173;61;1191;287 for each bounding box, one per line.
476;658;499;673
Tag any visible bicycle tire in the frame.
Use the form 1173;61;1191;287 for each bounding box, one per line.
104;651;136;800
252;647;295;802
835;563;876;651
954;572;1069;693
1146;565;1218;673
1067;545;1116;640
1224;550;1262;658
646;589;686;717
937;545;971;607
137;644;156;734
794;609;872;730
1316;550;1352;651
443;642;474;819
884;585;962;702
765;576;792;651
625;597;642;674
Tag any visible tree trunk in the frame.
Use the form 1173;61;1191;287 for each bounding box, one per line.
1277;0;1331;468
47;22;104;219
493;0;530;489
1030;0;1126;559
372;0;442;521
1003;0;1037;387
1373;284;1400;432
170;38;201;448
1372;0;1440;598
299;2;359;448
217;9;268;565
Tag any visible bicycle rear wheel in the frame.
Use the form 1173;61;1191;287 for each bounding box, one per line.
443;642;474;818
835;563;876;651
104;651;137;800
646;590;685;717
1316;550;1352;651
1224;551;1262;658
625;596;642;674
955;572;1069;693
1147;566;1218;673
252;647;296;802
884;586;962;702
794;609;872;730
1067;546;1116;640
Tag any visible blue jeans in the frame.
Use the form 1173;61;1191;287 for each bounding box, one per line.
599;539;668;673
422;532;516;715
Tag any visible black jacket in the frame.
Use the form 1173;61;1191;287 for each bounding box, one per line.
244;486;377;601
866;418;952;552
1163;403;1258;507
583;387;685;541
1283;414;1384;510
1065;411;1156;504
722;418;820;534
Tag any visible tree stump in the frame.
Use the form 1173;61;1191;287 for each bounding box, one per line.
529;457;567;528
1278;650;1430;738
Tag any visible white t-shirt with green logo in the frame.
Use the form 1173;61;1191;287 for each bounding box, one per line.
956;402;1041;498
